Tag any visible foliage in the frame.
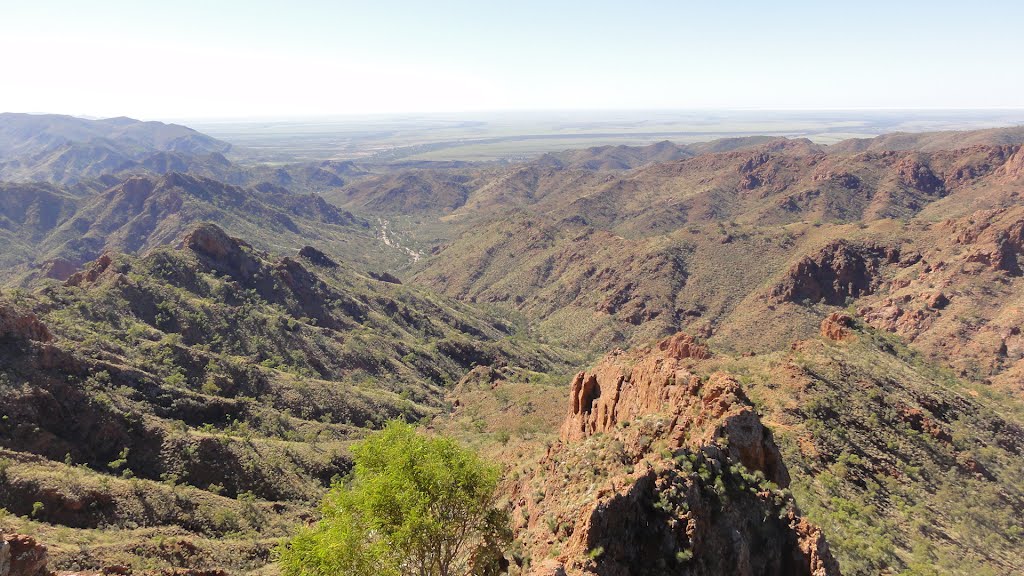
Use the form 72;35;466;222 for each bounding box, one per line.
278;421;509;576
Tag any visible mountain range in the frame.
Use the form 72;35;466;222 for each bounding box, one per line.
1;113;1023;576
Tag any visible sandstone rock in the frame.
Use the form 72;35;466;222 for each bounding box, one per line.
952;209;1024;276
788;511;843;576
926;292;949;309
64;254;113;287
772;241;899;305
528;560;567;576
3;534;49;576
895;157;944;195
560;332;788;486
369;271;402;284
1;540;9;576
183;224;238;260
181;223;261;280
517;334;842;575
820;313;855;341
0;305;52;343
899;407;952;443
995;145;1024;181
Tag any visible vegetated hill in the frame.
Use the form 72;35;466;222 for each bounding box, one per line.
826;125;1024;154
0;171;405;285
3;121;1024;575
318;137;780;217
405;137;1024;356
414;215;693;349
382;138;1019;241
0;113;233;184
0;223;576;573
535;140;695;171
534;136;779;171
0;113;377;193
0;114;231;157
322;168;486;214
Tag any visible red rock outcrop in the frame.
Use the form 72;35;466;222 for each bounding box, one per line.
820;312;855;341
895;157;945;195
39;258;80;281
515;333;840;575
64;254;114;287
180;223;264;281
297;245;338;268
0;304;52;343
995;145;1024;182
772;241;901;305
951;209;1024;276
2;534;50;576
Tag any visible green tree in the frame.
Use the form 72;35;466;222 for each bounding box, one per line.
278;421;510;576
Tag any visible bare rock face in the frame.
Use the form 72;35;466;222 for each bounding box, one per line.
369;271;403;284
517;334;840;576
952;209;1024;276
38;258;80;281
820;313;855;341
995;145;1024;181
895;157;945;195
64;254;114;287
772;241;901;305
181;223;261;279
0;304;51;343
561;333;787;487
2;534;50;576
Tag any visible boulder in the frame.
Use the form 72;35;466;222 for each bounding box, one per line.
820;312;855;341
2;535;49;576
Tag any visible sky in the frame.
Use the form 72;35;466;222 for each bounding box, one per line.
1;0;1022;120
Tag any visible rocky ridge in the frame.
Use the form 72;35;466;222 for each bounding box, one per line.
510;334;840;575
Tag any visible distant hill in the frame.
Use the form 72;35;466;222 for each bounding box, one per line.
0;172;389;284
0;113;231;156
3;120;1024;575
534;136;780;171
0;113;233;184
827;125;1024;153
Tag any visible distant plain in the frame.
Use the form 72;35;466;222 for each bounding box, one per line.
186;109;1024;162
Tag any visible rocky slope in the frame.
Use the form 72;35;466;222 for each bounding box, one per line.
0;224;576;573
505;334;840;575
0;172;398;285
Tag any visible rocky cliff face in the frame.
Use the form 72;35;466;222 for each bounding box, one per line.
771;241;904;305
511;334;840;576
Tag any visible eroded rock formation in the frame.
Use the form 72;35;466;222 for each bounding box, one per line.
513;333;840;576
772;241;901;305
1;534;50;576
820;313;855;341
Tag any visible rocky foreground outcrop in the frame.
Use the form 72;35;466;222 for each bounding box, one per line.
1;534;49;576
511;334;840;576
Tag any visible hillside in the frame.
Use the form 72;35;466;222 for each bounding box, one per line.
0;172;414;286
0;114;233;184
0;223;576;572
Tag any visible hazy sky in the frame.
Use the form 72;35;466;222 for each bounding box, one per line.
2;0;1022;120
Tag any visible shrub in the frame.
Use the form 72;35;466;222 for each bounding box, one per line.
277;421;509;576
